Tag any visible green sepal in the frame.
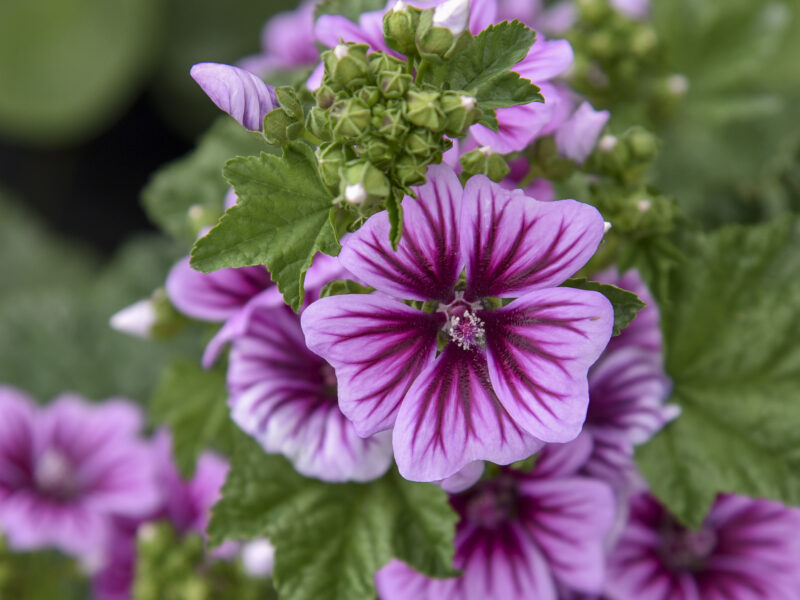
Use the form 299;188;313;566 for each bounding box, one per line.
385;189;405;250
319;279;375;298
562;278;646;337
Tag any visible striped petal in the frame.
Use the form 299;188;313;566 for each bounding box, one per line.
301;294;442;436
393;344;544;482
461;176;606;300
339;164;463;302
483;288;613;443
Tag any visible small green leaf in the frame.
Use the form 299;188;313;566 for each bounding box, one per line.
385;190;404;250
636;216;800;527
319;279;375;298
208;435;458;600
150;358;236;477
429;22;543;110
190;142;339;311
563;278;645;336
142;117;268;242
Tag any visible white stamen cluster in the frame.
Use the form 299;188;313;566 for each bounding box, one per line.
448;310;486;350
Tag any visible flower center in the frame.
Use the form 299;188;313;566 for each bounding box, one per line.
465;476;519;529
34;449;80;500
659;518;717;572
447;310;485;350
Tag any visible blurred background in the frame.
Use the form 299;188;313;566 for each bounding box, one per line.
0;0;799;404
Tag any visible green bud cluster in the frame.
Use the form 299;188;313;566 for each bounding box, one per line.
585;126;660;185
460;146;511;182
526;137;578;181
590;182;677;237
311;40;482;219
567;0;660;105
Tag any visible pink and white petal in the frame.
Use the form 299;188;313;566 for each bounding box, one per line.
166;257;273;322
393;344;544;482
376;559;462;600
518;476;614;593
340;164;464;301
538;81;575;136
187;451;229;531
534;429;594;479
554;102;610;164
461;177;607;299
306;61;325;91
468;0;499;33
483;288;613;443
514;37;574;83
190;63;278;131
469;103;552;153
302;294;442;436
314;11;389;52
0;387;36;499
438;461;485;493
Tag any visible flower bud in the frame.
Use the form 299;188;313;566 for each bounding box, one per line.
355;85;382;107
378;70;412;100
460;146;510;182
360;137;394;169
315;85;338;109
330;98;371;140
368;52;406;78
316;143;355;189
433;0;470;35
323;43;370;91
110;289;185;340
405;128;441;157
406;89;445;131
383;1;422;56
624;126;659;161
306;106;333;141
262;107;296;145
275;86;303;121
375;106;409;140
440;92;479;136
340;160;391;206
393;153;429;186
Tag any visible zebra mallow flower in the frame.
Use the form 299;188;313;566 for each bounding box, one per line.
375;450;616;599
209;293;394;482
542;268;678;490
0;387;160;564
301;164;613;482
606;492;800;599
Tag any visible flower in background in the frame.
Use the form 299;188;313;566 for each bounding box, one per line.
606;492;800;599
0;388;160;565
207;294;394;483
302;165;613;482
376;452;616;599
190;62;279;131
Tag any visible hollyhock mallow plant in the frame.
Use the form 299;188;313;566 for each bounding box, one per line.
207;294;394;482
376;453;616;599
302;165;613;482
606;492;800;599
0;387;160;564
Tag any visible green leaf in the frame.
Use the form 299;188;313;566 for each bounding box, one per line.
314;0;385;23
563;278;645;337
385;191;404;250
142;117;268;242
636;216;800;527
190;142;339;311
149;358;236;477
430;22;542;110
208;435;458;600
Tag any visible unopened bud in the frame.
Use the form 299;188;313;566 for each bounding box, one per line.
355;86;381;107
344;183;368;205
415;7;469;61
637;199;651;212
666;73;689;96
340;160;391;206
323;43;370;90
306;106;332;141
406;89;445;131
315;85;337;109
241;539;275;579
378;70;412;99
375;106;409;139
383;1;422;56
433;0;470;35
624;126;659;160
598;134;618;152
330;98;371;140
603;221;612;234
361;138;394;168
406;128;441;156
460;146;510;182
440;92;480;136
110;298;156;339
393;153;429;186
317;143;354;189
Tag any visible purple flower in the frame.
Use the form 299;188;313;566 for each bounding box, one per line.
554;101;610;163
376;457;616;599
0;388;160;564
190;63;278;131
610;0;650;21
496;0;578;35
606;492;800;599
302;165;613;482
214;294;394;482
238;1;319;76
166;257;277;323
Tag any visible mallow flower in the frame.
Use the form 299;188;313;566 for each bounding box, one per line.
206;293;394;483
302;165;613;482
190;62;278;131
0;387;159;564
606;492;800;599
375;451;616;599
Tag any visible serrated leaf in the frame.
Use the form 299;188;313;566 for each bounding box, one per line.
208;435;458;600
563;278;645;336
430;22;542;110
190;142;339;311
142;117;269;242
314;0;385;22
150;358;236;477
636;216;800;527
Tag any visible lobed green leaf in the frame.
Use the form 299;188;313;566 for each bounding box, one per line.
563;278;645;337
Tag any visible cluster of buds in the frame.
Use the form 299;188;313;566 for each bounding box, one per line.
308;38;482;217
567;0;660;105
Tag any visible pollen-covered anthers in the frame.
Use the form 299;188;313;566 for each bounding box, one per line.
447;310;486;350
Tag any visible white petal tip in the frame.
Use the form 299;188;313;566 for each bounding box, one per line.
241;538;276;578
110;299;156;339
344;183;368;205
